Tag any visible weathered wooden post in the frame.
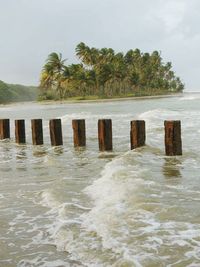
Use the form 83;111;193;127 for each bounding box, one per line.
98;119;113;151
0;119;10;139
130;120;146;149
49;119;63;146
15;120;26;144
72;119;86;147
164;120;182;156
31;119;43;145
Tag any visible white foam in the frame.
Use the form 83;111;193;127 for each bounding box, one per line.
79;153;152;262
40;190;61;209
138;109;180;127
18;257;71;267
179;94;200;101
28;146;200;266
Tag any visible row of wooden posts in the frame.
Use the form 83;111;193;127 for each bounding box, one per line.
0;119;182;156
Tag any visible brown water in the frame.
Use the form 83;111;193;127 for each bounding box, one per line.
0;94;200;266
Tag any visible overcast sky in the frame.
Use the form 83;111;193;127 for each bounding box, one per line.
0;0;199;91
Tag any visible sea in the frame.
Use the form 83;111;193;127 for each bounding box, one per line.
0;93;200;267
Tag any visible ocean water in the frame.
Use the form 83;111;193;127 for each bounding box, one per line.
0;93;200;267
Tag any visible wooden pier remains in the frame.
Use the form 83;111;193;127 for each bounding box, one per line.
130;120;145;150
15;120;26;144
72;119;86;147
49;119;63;146
31;119;43;145
164;120;182;156
0;119;10;139
98;119;113;151
0;118;183;156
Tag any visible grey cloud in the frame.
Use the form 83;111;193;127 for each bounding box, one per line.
0;0;199;90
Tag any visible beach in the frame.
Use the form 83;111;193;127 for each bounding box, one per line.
39;93;182;105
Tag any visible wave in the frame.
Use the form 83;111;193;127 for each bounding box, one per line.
38;151;148;266
80;150;200;266
36;116;200;266
59;112;133;122
179;94;200;101
138;109;181;126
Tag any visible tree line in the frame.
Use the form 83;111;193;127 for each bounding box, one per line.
39;42;184;100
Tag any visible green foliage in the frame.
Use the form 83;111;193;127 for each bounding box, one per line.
0;80;38;103
39;43;184;100
0;81;13;102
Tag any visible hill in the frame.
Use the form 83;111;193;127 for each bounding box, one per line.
0;80;38;103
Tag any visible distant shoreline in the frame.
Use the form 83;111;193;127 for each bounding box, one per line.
0;93;184;106
39;93;183;105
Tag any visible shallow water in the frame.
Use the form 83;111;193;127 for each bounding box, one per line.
0;94;200;267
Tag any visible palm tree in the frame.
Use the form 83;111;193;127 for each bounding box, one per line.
39;43;184;100
76;42;93;66
40;63;55;91
41;52;66;99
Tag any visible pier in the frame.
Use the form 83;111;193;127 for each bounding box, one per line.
0;118;182;156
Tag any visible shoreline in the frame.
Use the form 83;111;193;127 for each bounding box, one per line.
39;93;183;105
0;93;184;107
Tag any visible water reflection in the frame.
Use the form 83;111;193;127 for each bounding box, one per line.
15;146;27;160
32;146;47;157
73;146;86;153
53;146;64;155
98;152;117;159
163;157;182;178
0;144;12;160
15;145;27;171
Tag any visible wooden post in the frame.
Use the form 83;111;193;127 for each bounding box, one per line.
15;120;26;144
98;119;113;151
72;119;86;147
130;120;145;150
0;119;10;139
49;119;63;146
164;120;182;156
31;119;43;145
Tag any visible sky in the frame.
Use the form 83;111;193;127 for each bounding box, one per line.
0;0;200;91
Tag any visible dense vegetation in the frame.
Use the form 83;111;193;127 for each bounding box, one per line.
39;42;184;100
0;80;38;103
